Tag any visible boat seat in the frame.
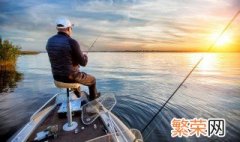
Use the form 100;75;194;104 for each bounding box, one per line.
54;80;80;89
54;80;80;131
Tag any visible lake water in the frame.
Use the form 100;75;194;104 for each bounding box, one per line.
0;52;239;141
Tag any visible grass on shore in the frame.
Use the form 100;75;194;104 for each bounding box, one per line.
0;37;21;69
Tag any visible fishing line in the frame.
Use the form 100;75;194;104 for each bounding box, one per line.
86;33;102;54
141;9;240;135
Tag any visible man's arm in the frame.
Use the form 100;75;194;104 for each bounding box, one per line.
69;38;88;66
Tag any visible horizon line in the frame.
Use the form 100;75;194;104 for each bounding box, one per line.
21;50;240;53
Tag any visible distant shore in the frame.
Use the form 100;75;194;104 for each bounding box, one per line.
40;50;240;53
20;51;41;55
0;50;41;70
83;51;240;53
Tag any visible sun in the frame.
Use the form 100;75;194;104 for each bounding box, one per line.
209;32;232;47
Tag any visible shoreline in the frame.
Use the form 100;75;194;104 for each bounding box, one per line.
20;51;41;55
40;51;240;53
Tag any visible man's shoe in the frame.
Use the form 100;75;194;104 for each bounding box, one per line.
89;92;101;101
73;90;81;98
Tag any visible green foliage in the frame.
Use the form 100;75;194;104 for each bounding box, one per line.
0;37;21;64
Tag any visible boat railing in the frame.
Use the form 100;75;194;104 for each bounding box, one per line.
10;93;59;142
30;93;58;121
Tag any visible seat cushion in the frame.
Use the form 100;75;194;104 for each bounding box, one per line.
54;80;80;89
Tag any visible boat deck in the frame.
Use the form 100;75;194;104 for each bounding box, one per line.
27;105;106;142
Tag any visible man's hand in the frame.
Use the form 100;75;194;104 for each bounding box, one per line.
83;53;88;57
83;51;88;55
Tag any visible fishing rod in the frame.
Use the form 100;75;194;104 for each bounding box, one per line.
86;33;102;54
141;9;240;136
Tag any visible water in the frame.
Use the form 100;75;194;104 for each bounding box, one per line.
0;52;239;141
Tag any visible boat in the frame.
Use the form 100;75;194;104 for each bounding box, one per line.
9;82;143;142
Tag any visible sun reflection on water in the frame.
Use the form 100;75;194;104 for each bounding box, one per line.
190;54;220;75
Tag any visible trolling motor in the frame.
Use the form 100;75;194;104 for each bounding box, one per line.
33;125;58;141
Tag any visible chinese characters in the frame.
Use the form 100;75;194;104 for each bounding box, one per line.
171;118;225;137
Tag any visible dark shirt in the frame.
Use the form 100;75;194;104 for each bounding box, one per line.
46;32;88;83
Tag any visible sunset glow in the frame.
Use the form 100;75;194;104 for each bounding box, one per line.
0;0;239;52
189;54;219;75
209;32;232;47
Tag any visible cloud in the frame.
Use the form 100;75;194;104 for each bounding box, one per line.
0;0;239;51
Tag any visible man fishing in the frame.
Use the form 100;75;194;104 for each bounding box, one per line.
46;17;100;101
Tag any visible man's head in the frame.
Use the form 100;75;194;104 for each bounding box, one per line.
56;18;74;36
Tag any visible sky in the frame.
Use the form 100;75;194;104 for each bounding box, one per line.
0;0;240;52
